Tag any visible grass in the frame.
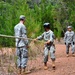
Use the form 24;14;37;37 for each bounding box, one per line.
0;42;44;74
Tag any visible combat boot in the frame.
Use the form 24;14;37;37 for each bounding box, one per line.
52;61;55;70
44;66;48;70
22;68;25;75
17;68;21;74
66;54;69;57
44;62;48;70
22;68;31;74
72;53;75;57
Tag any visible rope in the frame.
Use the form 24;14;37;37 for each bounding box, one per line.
0;34;44;43
0;34;33;40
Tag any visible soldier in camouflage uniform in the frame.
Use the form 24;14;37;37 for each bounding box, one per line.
14;15;29;74
64;26;75;57
34;23;56;70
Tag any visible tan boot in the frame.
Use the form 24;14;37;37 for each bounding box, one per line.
44;62;48;70
22;68;25;75
18;68;21;74
52;61;55;70
72;54;75;57
66;54;69;57
22;68;31;74
25;70;31;74
44;66;48;70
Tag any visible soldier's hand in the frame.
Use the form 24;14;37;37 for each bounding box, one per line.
45;42;47;45
73;42;74;45
45;40;50;45
26;45;30;48
65;42;66;45
33;39;37;42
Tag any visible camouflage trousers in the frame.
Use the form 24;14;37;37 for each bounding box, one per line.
66;43;75;54
16;47;28;68
44;45;56;63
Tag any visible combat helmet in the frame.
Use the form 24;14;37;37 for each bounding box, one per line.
43;23;50;28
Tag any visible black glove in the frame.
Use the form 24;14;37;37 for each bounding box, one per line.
65;42;66;45
73;42;75;45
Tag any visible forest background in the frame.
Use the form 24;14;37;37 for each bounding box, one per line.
0;0;75;46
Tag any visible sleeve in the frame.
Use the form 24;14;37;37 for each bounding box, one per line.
37;33;44;40
50;32;54;42
64;32;67;43
14;27;16;36
21;25;28;46
73;32;75;42
52;32;55;39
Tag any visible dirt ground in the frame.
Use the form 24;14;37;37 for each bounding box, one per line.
0;43;75;75
28;44;75;75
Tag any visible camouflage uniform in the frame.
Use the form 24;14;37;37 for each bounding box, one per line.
14;22;28;68
37;30;55;63
64;26;75;54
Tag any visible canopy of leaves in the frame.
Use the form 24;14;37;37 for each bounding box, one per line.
0;0;75;46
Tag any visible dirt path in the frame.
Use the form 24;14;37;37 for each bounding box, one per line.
28;44;75;75
0;44;75;75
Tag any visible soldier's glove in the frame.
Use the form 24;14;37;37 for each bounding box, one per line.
53;50;55;53
73;42;75;45
65;42;66;45
26;45;30;49
33;39;37;43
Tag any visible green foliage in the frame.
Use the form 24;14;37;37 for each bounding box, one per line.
0;0;75;46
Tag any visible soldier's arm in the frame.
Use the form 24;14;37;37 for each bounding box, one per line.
34;33;44;42
73;32;75;44
21;25;28;46
64;32;67;44
37;33;44;40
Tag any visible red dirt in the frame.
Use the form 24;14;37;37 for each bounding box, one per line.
28;44;75;75
0;44;75;75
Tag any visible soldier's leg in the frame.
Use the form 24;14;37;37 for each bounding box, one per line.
44;47;48;70
66;44;70;56
16;48;21;73
71;43;75;55
21;47;28;73
50;45;56;69
21;47;28;68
